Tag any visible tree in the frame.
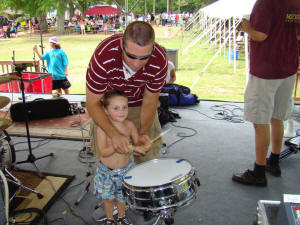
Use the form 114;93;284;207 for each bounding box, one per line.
1;0;55;32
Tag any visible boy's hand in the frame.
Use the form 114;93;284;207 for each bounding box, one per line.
129;145;146;156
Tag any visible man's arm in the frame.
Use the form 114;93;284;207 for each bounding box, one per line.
138;88;160;149
241;19;268;42
97;126;115;157
86;88;130;153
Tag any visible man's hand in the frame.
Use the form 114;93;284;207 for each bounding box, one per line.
111;131;131;154
239;18;268;42
240;18;251;33
137;134;152;151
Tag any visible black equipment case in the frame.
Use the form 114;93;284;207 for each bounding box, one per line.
10;97;71;122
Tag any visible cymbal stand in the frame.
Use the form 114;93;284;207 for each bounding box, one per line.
14;63;54;177
74;107;94;205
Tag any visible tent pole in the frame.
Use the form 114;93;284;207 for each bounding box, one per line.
219;18;222;55
228;18;231;64
223;19;226;60
233;17;237;72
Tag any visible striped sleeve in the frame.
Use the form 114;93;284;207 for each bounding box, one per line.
145;45;168;93
86;42;109;94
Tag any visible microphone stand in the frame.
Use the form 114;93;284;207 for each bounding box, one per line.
14;63;54;177
39;29;47;73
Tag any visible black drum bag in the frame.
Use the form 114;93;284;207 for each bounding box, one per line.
10;97;71;122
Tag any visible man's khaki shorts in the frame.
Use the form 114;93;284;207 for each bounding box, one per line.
244;74;296;124
90;107;162;165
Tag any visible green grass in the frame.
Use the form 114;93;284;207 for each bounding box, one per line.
0;30;247;102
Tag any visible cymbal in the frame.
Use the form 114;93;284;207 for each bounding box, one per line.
0;118;12;132
0;96;10;109
0;75;19;84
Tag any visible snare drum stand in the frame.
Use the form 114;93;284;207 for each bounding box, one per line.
14;64;54;177
154;209;175;225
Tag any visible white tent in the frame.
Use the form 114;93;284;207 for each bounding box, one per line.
186;0;256;89
201;0;256;19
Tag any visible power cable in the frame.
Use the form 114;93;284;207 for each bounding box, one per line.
44;177;89;225
14;138;51;152
162;122;198;155
175;104;244;123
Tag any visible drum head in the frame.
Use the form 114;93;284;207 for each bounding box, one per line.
123;158;192;187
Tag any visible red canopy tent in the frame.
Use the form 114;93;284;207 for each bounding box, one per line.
84;6;122;16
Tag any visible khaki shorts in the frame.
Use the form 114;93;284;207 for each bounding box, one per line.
90;107;162;165
244;74;296;124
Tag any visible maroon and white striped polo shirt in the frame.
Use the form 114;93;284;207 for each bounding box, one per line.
86;34;168;107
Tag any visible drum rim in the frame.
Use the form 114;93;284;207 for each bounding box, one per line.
122;157;194;188
122;169;195;191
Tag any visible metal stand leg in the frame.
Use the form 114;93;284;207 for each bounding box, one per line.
74;110;94;205
0;130;43;200
4;168;43;199
74;171;92;205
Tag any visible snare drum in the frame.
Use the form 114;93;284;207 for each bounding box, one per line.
122;158;200;212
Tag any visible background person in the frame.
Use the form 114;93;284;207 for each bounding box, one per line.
94;89;146;225
33;36;71;95
162;47;176;84
86;21;168;165
232;0;300;187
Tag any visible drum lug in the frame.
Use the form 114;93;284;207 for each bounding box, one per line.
159;199;173;206
194;178;200;186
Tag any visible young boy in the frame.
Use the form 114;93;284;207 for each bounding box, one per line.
94;89;146;225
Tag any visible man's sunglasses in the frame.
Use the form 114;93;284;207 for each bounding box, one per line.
122;42;154;60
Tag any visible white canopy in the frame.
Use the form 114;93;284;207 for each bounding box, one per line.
200;0;256;19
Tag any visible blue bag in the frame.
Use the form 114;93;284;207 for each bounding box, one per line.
161;84;199;106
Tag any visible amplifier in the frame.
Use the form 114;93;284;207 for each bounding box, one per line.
255;196;300;225
277;195;300;225
255;200;281;225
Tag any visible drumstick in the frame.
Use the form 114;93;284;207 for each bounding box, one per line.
129;145;145;154
150;129;171;144
129;129;171;154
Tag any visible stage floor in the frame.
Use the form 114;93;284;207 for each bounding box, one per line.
6;98;300;225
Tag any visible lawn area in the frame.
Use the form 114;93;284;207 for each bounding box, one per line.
0;26;247;102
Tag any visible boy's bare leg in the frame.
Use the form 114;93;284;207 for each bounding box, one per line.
116;200;126;218
104;199;115;219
